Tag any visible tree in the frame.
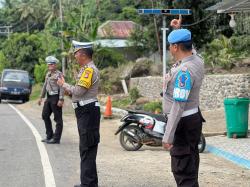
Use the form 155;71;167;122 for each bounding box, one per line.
0;32;60;75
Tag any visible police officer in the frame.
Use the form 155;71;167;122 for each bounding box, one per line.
38;56;64;144
162;29;205;187
57;41;100;187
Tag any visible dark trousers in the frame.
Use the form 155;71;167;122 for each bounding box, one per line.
170;112;203;187
42;95;63;141
75;102;100;187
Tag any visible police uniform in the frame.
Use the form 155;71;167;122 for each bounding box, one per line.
40;56;64;143
61;41;100;187
162;29;205;187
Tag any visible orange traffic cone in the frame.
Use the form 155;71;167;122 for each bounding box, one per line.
104;96;112;119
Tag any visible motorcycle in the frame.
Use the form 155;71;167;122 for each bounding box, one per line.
114;109;206;153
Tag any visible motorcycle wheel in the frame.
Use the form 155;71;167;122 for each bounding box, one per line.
198;133;206;153
119;125;143;151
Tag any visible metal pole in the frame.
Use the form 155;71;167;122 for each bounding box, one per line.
7;26;10;39
59;0;65;75
161;16;169;110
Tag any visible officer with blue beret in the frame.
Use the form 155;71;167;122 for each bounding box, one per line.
38;55;64;144
162;26;205;187
57;41;100;187
168;28;191;44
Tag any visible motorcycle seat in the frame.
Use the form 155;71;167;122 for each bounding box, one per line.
127;110;167;122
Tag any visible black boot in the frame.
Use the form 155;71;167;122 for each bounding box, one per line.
47;138;60;144
41;137;52;143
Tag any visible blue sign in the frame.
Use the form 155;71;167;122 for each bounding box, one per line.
138;9;192;15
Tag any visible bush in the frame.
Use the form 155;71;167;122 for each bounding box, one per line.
112;97;131;109
143;101;162;113
34;60;47;83
0;51;9;72
99;67;123;94
0;32;61;76
129;87;140;104
202;35;250;70
94;47;126;69
130;58;151;77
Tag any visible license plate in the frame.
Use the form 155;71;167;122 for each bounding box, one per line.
11;91;20;95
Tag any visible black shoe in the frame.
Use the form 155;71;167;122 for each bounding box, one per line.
47;138;60;144
41;138;52;143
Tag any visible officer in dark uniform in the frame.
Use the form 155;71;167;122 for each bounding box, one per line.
162;29;205;187
57;41;100;187
38;56;64;144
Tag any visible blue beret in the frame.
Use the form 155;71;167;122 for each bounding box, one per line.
45;56;59;64
168;29;191;44
72;40;93;53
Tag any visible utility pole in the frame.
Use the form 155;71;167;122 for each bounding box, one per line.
59;0;65;75
138;8;192;110
161;16;168;109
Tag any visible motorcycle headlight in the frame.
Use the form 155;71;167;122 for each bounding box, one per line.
0;87;8;91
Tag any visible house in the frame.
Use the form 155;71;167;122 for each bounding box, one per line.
206;0;250;13
95;20;142;60
206;0;250;31
97;20;138;39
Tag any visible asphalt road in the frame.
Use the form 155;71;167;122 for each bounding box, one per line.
0;102;80;187
0;102;45;187
1;100;250;187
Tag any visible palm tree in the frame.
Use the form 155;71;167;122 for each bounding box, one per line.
12;0;48;32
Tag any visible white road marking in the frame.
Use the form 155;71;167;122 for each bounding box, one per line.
9;104;56;187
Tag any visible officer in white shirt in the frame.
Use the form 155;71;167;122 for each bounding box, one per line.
57;41;100;187
38;56;64;144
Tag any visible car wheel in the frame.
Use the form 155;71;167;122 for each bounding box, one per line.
21;97;26;103
25;96;30;102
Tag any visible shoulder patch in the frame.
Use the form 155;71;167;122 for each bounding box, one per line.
77;67;94;88
173;69;192;102
181;66;188;72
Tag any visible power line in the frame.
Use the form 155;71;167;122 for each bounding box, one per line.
182;12;215;27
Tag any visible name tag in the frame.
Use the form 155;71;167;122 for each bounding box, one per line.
173;88;190;101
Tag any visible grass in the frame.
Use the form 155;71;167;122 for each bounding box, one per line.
30;83;42;101
112;97;131;109
143;101;162;113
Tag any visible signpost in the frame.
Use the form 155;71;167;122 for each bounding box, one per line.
137;8;192;110
138;9;192;15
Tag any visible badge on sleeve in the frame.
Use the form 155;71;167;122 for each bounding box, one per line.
77;67;93;88
173;68;191;102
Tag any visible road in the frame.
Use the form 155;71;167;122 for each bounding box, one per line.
0;102;79;187
0;100;250;187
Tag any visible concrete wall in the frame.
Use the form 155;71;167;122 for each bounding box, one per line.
130;74;250;110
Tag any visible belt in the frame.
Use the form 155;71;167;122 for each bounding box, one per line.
72;98;98;109
47;91;59;95
182;108;198;117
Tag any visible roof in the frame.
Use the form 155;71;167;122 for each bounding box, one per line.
94;39;133;48
206;0;250;13
97;21;139;39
